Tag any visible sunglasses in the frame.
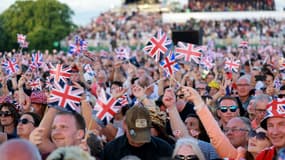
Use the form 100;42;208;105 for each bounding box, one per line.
219;105;238;113
177;94;184;99
0;111;12;117
174;154;199;160
248;130;268;140
278;94;285;98
18;118;34;125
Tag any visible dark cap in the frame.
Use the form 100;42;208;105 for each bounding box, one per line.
125;106;152;143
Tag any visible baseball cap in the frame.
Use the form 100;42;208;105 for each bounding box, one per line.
260;99;285;130
125;106;152;143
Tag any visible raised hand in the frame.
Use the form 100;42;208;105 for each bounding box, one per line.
181;86;204;107
162;88;176;108
111;87;127;99
29;127;45;146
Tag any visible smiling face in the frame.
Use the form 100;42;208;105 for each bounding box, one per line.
217;99;240;125
51;114;84;148
266;117;285;150
247;127;271;155
17;114;36;139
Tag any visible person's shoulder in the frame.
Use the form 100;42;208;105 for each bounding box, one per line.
151;136;173;149
104;135;127;149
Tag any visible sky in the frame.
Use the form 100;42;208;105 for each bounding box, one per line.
0;0;123;26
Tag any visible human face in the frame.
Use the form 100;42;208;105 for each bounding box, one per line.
0;107;14;127
51;114;83;147
195;83;207;96
176;90;186;112
217;99;239;125
17;114;36;139
185;117;200;138
247;99;256;121
236;78;251;97
265;75;274;87
248;127;271;155
267;117;285;150
174;145;198;160
255;101;268;125
224;118;249;148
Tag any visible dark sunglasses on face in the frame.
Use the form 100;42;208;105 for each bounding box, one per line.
248;130;268;140
18;118;34;125
278;94;285;98
174;154;199;160
0;111;12;117
177;94;184;99
219;105;238;113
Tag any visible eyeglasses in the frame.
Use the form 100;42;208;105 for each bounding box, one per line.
248;130;268;140
177;94;184;99
174;154;199;160
223;128;249;133
278;94;285;98
219;106;238;113
237;84;250;87
18;118;34;125
0;111;12;117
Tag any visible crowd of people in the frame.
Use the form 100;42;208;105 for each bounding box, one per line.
188;0;275;12
66;10;285;54
1;3;285;160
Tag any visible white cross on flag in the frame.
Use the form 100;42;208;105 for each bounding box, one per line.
143;29;172;62
93;88;120;123
224;58;240;73
175;42;204;64
29;78;42;91
48;80;84;113
49;63;72;82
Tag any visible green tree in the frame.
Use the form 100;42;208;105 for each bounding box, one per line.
0;0;76;51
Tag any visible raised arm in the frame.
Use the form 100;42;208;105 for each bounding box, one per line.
29;107;57;154
162;88;189;138
182;86;238;158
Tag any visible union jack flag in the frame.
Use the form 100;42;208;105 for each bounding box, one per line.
143;30;172;62
200;56;214;71
48;80;84;113
116;95;128;107
32;51;43;68
84;64;96;77
159;49;180;77
29;78;42;91
45;76;53;90
49;63;72;82
69;36;88;56
224;58;240;73
21;41;29;48
115;47;129;60
175;42;203;64
17;34;26;44
93;88;120;123
238;41;248;49
264;100;285;118
1;58;19;75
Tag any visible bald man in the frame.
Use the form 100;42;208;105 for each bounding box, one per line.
0;139;41;160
